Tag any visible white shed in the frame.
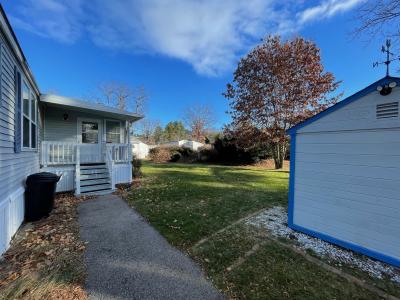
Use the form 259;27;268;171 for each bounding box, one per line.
287;76;400;267
131;138;151;159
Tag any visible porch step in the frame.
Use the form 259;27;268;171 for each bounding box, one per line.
80;163;107;170
80;183;112;194
80;178;110;187
80;168;108;175
79;163;112;195
80;173;110;180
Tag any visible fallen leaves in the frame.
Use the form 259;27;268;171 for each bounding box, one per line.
0;193;93;299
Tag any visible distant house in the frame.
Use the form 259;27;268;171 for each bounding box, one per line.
287;76;400;267
162;140;204;151
0;6;142;254
131;138;153;159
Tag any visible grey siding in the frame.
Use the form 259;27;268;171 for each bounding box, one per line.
297;88;400;134
44;107;125;143
293;90;400;262
0;34;39;203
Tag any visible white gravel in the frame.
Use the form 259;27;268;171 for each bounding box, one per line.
247;206;400;284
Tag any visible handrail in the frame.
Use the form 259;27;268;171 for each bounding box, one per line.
41;141;77;166
41;141;131;166
105;143;131;163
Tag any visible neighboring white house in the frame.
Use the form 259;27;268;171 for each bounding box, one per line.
162;140;204;151
131;138;152;159
287;76;400;267
0;6;142;254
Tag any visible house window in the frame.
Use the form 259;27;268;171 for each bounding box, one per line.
82;122;99;144
22;82;37;149
106;120;121;143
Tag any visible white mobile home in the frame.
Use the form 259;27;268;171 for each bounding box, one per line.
162;140;204;151
287;76;400;267
0;6;141;254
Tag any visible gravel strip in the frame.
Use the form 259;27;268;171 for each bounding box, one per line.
247;206;400;284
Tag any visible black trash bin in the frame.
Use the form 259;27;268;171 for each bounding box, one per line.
25;172;60;221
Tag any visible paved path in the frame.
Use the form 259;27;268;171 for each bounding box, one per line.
78;194;224;300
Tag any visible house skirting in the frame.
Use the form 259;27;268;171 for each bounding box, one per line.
0;187;25;254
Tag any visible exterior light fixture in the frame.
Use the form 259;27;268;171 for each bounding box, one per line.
377;82;397;96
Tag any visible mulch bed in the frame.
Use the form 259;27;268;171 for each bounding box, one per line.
0;193;93;299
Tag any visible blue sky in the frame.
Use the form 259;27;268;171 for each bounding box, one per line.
2;0;393;129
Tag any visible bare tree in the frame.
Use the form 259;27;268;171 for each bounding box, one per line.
140;119;160;144
184;104;215;142
134;85;148;115
356;1;400;40
96;81;148;114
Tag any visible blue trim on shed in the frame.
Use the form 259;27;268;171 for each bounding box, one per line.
289;223;400;267
287;76;400;135
287;134;295;227
286;77;400;267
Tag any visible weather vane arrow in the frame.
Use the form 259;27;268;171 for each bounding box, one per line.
373;39;400;77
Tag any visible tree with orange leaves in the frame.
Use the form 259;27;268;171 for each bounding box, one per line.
224;36;341;169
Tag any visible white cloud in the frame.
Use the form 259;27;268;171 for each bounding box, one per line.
298;0;365;25
8;0;363;76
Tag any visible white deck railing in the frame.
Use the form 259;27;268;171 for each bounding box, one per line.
106;143;132;163
41;141;77;166
41;142;132;166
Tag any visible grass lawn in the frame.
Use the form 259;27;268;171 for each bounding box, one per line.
125;162;393;299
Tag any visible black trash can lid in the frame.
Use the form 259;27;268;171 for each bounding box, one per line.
26;172;60;184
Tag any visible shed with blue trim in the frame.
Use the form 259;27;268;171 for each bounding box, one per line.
287;76;400;267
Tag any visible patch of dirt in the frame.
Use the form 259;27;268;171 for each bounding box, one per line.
0;193;93;299
250;159;290;170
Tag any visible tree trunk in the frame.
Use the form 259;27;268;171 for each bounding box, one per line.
272;143;287;169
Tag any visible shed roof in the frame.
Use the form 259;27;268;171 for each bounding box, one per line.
287;76;400;135
40;94;143;122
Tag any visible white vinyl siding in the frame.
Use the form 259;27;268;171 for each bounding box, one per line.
293;93;400;262
297;88;400;134
44;107;125;144
0;35;39;253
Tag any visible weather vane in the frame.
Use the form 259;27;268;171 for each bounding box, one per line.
373;39;400;76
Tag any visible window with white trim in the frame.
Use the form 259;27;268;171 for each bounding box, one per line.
22;82;37;149
106;120;121;143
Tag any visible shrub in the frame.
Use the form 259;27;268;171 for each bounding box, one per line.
149;147;172;163
132;157;143;178
200;136;270;165
170;152;182;162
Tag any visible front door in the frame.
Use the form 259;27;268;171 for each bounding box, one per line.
77;118;103;163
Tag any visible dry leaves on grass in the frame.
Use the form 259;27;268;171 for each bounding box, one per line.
0;193;93;300
250;159;290;170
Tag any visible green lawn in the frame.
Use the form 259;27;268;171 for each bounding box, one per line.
125;162;388;299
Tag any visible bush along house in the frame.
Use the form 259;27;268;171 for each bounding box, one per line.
0;5;142;254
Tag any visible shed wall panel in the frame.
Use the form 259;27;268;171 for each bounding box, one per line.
293;128;400;262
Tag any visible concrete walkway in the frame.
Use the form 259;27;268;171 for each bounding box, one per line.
78;194;224;300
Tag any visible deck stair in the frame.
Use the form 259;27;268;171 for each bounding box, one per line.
79;163;113;194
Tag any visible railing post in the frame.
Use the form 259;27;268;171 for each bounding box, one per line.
42;142;47;168
105;144;115;190
75;144;81;195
